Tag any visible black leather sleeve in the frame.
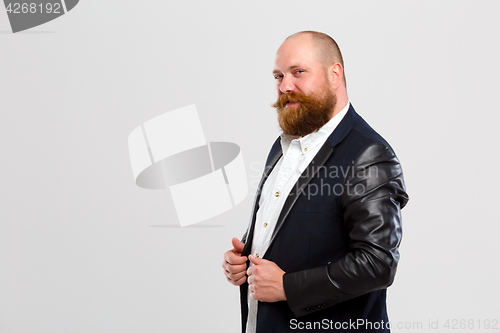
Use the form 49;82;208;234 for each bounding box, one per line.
282;142;409;317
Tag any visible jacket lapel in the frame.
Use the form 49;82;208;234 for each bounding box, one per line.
241;147;282;256
268;142;333;247
326;104;359;148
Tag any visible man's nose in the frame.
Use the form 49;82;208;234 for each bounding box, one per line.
279;75;295;94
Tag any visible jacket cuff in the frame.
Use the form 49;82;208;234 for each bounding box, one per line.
283;264;355;317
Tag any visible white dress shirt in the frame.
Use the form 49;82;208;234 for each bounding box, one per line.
245;102;350;333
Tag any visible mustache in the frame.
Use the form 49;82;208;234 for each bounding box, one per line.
272;92;312;109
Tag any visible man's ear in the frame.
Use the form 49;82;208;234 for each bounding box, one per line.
329;62;344;89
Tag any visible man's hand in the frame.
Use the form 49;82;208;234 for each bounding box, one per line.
222;238;248;286
247;255;287;302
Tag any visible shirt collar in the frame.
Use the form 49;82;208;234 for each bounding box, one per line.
280;101;350;155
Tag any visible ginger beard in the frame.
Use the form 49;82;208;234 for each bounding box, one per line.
272;86;337;137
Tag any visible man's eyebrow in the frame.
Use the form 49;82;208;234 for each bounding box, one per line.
272;65;304;75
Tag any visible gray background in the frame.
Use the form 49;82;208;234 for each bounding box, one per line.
1;1;499;332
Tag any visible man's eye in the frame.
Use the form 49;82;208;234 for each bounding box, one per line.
274;74;283;80
295;70;304;74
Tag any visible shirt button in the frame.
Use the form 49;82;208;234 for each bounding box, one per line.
264;223;268;228
255;253;260;258
304;147;308;152
275;192;280;197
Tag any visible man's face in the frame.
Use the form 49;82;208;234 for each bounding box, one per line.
272;36;336;137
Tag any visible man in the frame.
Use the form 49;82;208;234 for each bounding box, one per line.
222;31;409;333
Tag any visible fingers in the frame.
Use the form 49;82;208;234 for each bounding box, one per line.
248;283;257;299
223;267;247;286
224;262;246;274
231;237;245;253
222;249;248;286
231;275;247;286
247;265;261;300
246;258;266;278
222;258;246;278
248;254;265;265
246;273;254;285
222;237;248;286
246;265;255;277
223;249;247;265
227;269;246;281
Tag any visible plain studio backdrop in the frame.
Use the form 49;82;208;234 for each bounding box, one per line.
1;1;499;332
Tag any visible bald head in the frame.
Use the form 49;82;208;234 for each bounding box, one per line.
284;31;346;85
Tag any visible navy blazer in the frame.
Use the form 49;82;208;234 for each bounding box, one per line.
239;105;409;332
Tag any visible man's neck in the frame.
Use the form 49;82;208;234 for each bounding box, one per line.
331;97;349;119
